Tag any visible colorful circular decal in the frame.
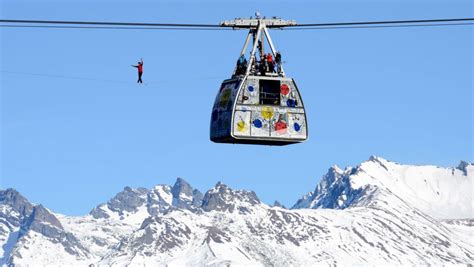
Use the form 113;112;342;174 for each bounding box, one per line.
237;120;246;132
275;121;287;134
261;106;274;120
294;122;301;132
253;119;262;128
248;85;254;92
286;99;297;107
280;84;290;95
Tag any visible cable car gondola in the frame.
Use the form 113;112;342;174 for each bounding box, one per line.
210;15;308;145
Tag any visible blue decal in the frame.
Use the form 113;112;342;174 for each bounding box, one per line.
253;119;262;128
294;122;301;132
248;85;254;92
287;99;296;107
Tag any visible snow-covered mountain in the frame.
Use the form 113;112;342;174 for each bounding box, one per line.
292;156;473;219
1;157;473;265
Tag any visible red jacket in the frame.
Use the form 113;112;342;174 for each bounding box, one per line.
138;63;143;73
266;54;273;62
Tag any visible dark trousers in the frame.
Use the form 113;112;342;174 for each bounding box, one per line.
138;72;143;83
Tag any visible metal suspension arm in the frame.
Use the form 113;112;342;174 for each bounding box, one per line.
263;26;285;76
245;22;263;75
232;31;253;76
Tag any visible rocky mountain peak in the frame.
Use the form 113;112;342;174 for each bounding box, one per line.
0;188;20;202
0;188;34;217
365;155;393;169
18;205;88;258
368;155;386;163
172;177;193;195
106;186;148;213
291;191;314;209
292;157;396;210
192;189;204;206
457;160;472;176
201;182;260;213
90;179;205;219
272;201;286;209
330;164;343;174
90;186;149;219
146;184;173;216
171;177;203;209
293;167;361;210
320;166;344;187
21;204;64;235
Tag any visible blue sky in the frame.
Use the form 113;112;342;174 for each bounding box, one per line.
1;0;472;215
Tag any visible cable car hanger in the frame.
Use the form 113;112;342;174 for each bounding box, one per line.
222;15;293;77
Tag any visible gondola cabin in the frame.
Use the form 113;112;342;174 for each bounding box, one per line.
210;16;308;145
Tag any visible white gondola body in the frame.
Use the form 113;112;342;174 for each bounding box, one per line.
210;75;307;145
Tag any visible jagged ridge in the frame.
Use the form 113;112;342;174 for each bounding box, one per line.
1;157;472;265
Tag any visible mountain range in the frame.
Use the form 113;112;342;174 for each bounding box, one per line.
1;156;472;265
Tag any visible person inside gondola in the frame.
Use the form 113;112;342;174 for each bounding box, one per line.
275;52;282;74
131;58;144;83
236;54;247;75
259;54;267;76
267;53;274;73
250;52;257;75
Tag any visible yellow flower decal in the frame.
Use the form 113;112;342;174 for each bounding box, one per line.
237;120;246;132
261;106;274;120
